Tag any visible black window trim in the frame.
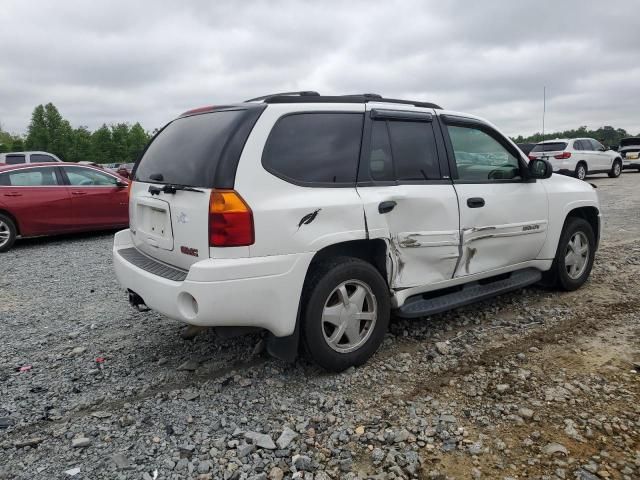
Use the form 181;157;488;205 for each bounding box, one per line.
439;114;531;184
261;110;366;188
356;109;451;187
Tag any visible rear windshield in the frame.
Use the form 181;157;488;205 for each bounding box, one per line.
531;142;567;152
620;138;640;148
135;110;245;188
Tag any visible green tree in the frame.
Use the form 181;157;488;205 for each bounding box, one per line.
127;123;150;162
110;123;130;163
11;138;25;151
91;124;113;163
69;126;93;163
25;104;48;150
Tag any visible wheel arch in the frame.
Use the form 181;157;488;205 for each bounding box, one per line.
0;209;20;235
266;238;391;362
566;206;600;247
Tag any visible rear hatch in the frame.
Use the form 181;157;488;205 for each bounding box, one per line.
529;141;568;160
129;106;263;270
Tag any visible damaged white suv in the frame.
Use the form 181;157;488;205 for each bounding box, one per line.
113;92;601;371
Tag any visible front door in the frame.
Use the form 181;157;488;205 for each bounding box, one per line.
61;166;128;229
356;106;460;288
439;115;549;277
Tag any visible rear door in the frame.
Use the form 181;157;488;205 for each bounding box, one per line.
0;166;72;235
131;108;260;270
356;106;460;288
439;115;548;277
61;166;128;229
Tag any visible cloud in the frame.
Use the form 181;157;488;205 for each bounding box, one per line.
1;0;639;137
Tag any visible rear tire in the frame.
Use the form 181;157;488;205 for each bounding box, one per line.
608;160;622;178
301;257;390;372
0;213;17;253
546;217;595;291
574;163;587;181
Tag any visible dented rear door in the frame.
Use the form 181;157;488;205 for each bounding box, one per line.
356;105;460;288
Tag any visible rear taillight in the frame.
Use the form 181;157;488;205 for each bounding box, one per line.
554;152;571;159
528;155;537;161
209;190;254;247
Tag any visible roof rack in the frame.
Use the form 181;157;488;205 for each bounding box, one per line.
244;91;320;102
247;92;442;109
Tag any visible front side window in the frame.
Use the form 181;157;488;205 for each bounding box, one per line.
448;125;521;181
5;154;26;165
30;154;56;163
262;113;363;185
364;120;441;182
580;140;594;151
63;166;118;186
2;167;59;186
590;139;604;151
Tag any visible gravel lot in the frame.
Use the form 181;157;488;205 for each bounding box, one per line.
1;172;639;480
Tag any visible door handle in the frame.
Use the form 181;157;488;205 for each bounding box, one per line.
378;201;397;214
71;191;87;196
4;192;22;197
467;197;485;208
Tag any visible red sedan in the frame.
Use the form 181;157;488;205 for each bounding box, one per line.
0;163;129;252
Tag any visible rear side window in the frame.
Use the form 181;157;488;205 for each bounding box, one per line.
30;154;56;163
135;110;246;188
5;154;26;165
364;120;441;182
2;167;59;186
531;142;567;152
262;113;363;185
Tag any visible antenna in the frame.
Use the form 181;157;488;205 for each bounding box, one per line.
542;86;546;142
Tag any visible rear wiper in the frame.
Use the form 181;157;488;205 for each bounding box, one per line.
148;184;204;195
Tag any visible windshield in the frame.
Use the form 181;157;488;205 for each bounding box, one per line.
135;110;245;188
531;142;567;152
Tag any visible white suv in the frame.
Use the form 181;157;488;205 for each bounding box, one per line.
0;151;62;164
113;92;601;371
528;138;622;180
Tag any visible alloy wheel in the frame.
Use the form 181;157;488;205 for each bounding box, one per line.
0;220;10;249
321;279;377;354
565;231;589;280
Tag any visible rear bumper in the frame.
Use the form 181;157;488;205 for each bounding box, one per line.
113;229;313;337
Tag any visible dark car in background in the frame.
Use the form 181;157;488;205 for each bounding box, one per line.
619;137;640;172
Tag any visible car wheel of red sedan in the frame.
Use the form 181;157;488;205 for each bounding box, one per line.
0;213;17;253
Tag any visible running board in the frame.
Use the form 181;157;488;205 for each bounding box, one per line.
396;268;542;319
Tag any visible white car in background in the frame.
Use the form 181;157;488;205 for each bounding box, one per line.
0;151;62;165
528;138;622;180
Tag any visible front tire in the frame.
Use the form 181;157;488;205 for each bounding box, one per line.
608;160;622;178
301;257;390;371
546;217;595;291
574;163;587;181
0;214;17;253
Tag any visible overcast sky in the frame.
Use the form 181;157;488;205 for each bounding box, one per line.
2;0;639;137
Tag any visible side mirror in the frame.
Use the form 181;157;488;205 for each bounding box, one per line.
528;158;553;179
116;180;128;188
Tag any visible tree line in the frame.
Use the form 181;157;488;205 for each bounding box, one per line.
0;103;152;164
512;125;638;147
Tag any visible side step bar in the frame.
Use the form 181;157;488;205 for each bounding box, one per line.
396;268;542;319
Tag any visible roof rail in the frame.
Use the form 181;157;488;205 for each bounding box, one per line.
244;91;320;103
259;93;442;110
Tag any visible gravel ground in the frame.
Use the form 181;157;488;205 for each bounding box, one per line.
1;172;639;480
